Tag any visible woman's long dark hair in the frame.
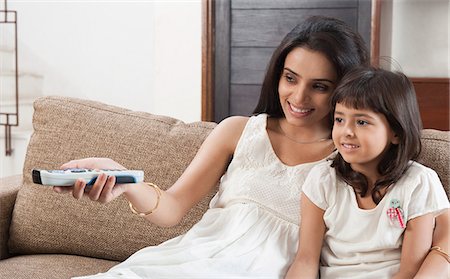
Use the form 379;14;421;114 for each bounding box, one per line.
253;16;369;120
331;67;422;204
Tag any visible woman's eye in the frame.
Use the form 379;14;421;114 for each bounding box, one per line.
284;74;295;83
334;117;343;123
313;83;329;92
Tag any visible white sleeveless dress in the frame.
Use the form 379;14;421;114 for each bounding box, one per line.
75;114;333;279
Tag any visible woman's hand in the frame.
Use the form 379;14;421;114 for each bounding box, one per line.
52;158;131;203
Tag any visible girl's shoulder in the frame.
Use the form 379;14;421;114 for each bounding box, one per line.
304;160;336;188
396;161;449;220
309;160;335;176
401;161;441;184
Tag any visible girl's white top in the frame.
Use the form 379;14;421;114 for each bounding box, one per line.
74;113;334;279
302;160;450;279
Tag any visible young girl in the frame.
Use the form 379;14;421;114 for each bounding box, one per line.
286;67;450;279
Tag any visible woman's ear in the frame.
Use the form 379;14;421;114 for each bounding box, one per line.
391;134;400;145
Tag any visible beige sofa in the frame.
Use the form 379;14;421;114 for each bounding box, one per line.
0;96;449;279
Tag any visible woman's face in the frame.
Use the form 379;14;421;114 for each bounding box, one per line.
278;47;337;128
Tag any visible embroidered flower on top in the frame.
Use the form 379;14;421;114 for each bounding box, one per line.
387;199;405;228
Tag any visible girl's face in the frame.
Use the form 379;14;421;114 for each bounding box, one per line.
278;47;337;128
332;103;399;176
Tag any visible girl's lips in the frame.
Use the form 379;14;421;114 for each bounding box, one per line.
342;143;359;149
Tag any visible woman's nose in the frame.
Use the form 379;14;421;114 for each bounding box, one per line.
291;84;309;103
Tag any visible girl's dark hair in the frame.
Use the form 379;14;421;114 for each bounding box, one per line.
253;15;369;117
331;67;423;204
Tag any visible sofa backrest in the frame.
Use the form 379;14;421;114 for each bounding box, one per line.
8;96;449;261
417;129;450;198
9;96;217;261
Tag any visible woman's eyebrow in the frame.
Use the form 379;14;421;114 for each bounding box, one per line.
283;67;299;76
284;67;334;84
315;78;335;84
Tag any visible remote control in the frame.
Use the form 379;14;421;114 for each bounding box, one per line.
32;168;144;186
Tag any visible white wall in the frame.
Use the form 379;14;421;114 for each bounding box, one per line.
380;0;449;77
1;0;201;177
8;0;202;122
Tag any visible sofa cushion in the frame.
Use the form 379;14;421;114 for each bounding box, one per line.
0;254;118;279
9;96;217;261
418;129;450;198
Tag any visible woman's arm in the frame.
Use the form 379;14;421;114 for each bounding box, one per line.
392;213;435;279
414;209;450;279
54;116;249;227
285;194;325;279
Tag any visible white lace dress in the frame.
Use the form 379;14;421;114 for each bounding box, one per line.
74;113;333;279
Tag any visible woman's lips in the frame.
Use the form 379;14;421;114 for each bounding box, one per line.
288;102;314;117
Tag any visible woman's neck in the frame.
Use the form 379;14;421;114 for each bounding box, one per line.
278;118;331;143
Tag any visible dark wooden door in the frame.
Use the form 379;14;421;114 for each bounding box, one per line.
212;0;372;123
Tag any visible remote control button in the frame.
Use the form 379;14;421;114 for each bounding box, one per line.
69;168;87;173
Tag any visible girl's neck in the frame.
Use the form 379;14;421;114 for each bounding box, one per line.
350;163;380;188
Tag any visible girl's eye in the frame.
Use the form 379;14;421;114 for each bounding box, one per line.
313;83;329;92
356;120;369;126
334;117;343;123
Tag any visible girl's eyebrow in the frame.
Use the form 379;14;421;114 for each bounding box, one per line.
335;110;376;120
283;67;335;84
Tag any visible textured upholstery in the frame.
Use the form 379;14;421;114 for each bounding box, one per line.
0;254;118;279
418;129;450;198
8;96;217;262
0;96;448;279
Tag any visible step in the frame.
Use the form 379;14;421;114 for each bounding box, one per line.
0;71;43;102
0;129;32;177
0;46;17;72
0;101;35;131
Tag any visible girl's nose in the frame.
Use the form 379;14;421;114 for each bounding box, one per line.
344;124;355;137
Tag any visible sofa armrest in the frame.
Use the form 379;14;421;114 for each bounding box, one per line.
0;175;23;259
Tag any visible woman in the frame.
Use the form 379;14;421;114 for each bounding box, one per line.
55;16;448;279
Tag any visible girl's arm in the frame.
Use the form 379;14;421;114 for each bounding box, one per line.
285;194;325;279
392;213;435;279
53;116;248;227
414;209;450;279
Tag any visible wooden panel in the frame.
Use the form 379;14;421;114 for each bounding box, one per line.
231;47;275;84
413;78;449;131
201;0;214;121
230;84;262;116
232;0;357;9
231;9;357;47
357;0;372;51
209;0;373;122
214;0;231;122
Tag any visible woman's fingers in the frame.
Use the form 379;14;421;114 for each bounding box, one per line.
72;178;87;199
88;173;108;201
98;176;117;203
52;186;73;193
60;159;84;170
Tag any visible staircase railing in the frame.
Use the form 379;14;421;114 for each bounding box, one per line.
0;0;19;156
